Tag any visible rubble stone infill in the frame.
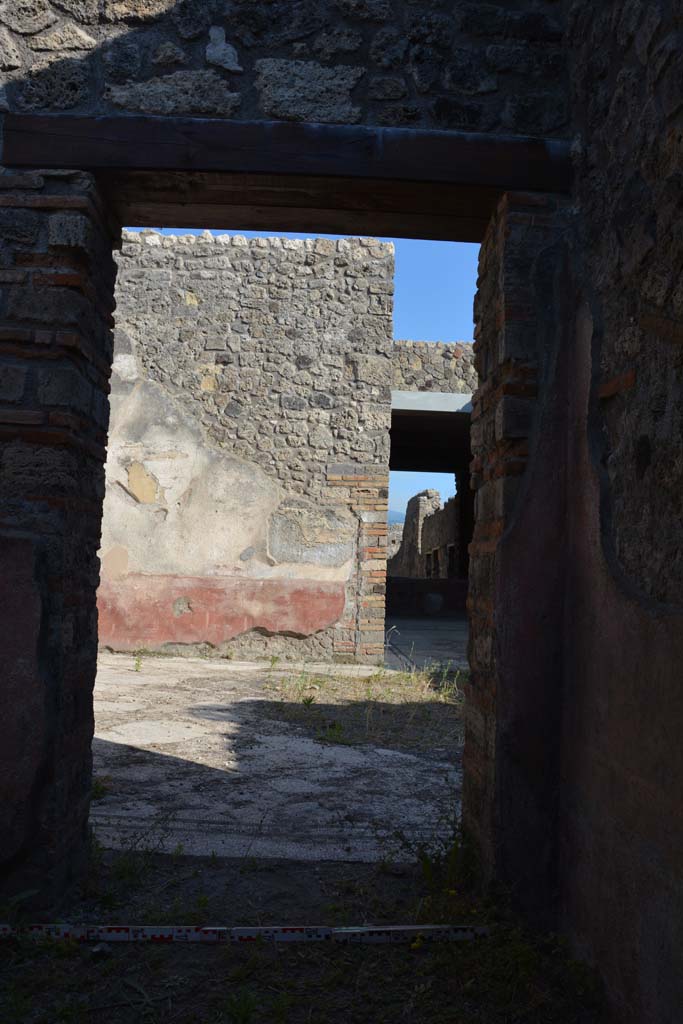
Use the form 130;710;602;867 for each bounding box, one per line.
392;340;476;394
0;1;568;137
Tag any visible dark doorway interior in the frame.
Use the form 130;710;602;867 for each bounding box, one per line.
385;398;473;670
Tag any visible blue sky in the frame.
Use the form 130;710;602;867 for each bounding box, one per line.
130;228;479;520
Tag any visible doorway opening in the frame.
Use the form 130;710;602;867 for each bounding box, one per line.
91;226;476;884
385;466;472;674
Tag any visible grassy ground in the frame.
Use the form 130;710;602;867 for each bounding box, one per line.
261;664;467;754
1;664;605;1023
1;838;604;1024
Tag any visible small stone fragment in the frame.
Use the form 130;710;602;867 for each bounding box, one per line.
0;27;21;69
52;0;100;22
334;0;390;20
255;58;364;124
502;93;568;134
0;366;27;403
152;41;185;65
48;211;92;249
442;50;497;95
106;70;241;117
224;399;244;417
103;40;141;82
281;394;307;411
432;96;490;131
368;75;406;100
172;0;211;39
206;27;242;72
409;45;440;94
16;56;89;109
29;23;97;50
312;27;363;62
104;0;173;22
377;102;421;126
370;26;407;69
0;207;40;242
0;0;57;34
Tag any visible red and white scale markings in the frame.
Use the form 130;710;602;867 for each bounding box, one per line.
0;923;489;945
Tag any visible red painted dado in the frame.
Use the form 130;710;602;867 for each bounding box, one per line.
97;574;347;650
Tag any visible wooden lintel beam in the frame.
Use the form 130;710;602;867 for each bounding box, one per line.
1;114;572;194
113;203;486;242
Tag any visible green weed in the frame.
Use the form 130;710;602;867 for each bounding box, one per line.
221;987;258;1023
317;720;348;744
91;775;111;800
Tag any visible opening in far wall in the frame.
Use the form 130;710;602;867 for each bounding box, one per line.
385;469;470;673
91;225;477;876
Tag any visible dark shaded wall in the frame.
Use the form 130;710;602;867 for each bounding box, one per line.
0;0;568;136
0;0;575;907
464;190;573;925
0;170;118;903
560;4;683;1021
465;7;683;1021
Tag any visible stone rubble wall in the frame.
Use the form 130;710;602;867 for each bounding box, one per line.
387;488;461;579
420;495;460;576
568;2;683;606
0;1;568;136
386;488;441;578
101;230;394;663
387;521;403;558
392;339;476;393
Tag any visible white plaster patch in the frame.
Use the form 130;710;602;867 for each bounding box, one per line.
112;353;138;382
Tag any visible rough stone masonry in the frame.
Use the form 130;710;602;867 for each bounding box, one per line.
101;230;395;664
1;2;681;1021
0;0;568;136
101;229;477;663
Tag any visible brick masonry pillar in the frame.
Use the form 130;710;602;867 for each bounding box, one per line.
0;169;119;904
464;192;572;923
326;462;388;665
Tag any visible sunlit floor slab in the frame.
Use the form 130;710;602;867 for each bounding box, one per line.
91;653;464;864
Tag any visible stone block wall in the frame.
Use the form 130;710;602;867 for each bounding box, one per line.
421;495;460;577
386;488;441;578
0;167;118;901
392;340;476;393
387;488;462;580
100;230;393;663
0;1;568;136
387;521;403;558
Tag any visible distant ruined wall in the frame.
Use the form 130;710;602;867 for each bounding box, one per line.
421;496;460;577
0;1;568;136
387;488;461;579
387;489;440;578
392;340;476;393
99;230;393;662
387;522;403;559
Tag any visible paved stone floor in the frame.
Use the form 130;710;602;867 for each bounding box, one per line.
384;615;469;671
92;653;462;865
